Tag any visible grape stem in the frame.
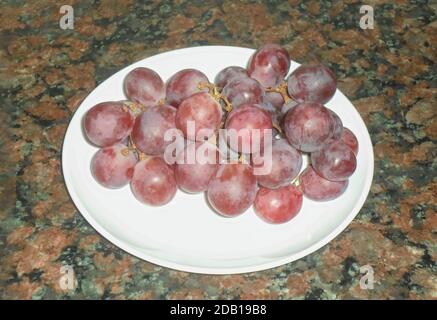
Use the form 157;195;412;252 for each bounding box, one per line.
128;135;147;161
123;101;146;115
266;81;292;104
198;82;233;113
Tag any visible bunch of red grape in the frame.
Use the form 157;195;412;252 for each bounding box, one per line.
83;44;358;224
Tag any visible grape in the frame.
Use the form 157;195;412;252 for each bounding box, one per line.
281;100;298;115
222;77;264;109
252;139;302;189
131;104;177;155
84;101;134;147
254;185;302;224
166;69;209;108
282;102;335;152
130;157;177;206
91;143;137;189
175;141;220;193
311;140;357;181
247;44;290;88
264;91;285;110
341;127;359;155
287;63;337;104
225;104;273;154
214;66;248;89
329;109;343;140
124;67;165;107
300;166;348;201
175;92;222;141
207;163;257;217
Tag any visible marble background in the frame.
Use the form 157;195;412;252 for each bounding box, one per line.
0;0;435;299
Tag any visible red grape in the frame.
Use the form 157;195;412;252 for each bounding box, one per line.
341;127;359;155
282;102;335;152
329;109;343;140
91;143;137;189
84;101;134;147
287;63;337;104
225;104;273;154
175;92;222;141
222;77;264;109
207;163;257;217
264;91;285;110
130;157;177;206
214;66;248;89
166;69;209;108
300;166;348;201
124;67;165;107
247;44;290;88
311;140;357;181
131;104;177;155
175;141;220;193
252;139;302;188
254;185;302;224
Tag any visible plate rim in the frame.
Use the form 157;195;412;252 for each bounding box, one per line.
62;45;374;275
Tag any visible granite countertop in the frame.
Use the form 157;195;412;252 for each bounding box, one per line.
1;0;436;299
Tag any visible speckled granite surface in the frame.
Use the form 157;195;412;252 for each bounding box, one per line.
1;0;436;299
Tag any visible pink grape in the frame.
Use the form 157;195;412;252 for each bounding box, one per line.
166;69;209;108
247;44;290;88
329;109;343;140
341;127;359;155
207;163;257;217
254;185;302;224
282;102;335;152
124;67;165;107
175;92;222;141
287;63;337;104
311;140;357;181
300;166;348;201
252;139;302;189
130;157;177;206
131;104;177;155
84;101;134;147
222;77;264;108
91;143;137;189
214;66;248;89
225;104;273;154
264;91;285;110
175;142;220;193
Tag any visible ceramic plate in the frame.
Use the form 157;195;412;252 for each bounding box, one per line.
62;46;374;274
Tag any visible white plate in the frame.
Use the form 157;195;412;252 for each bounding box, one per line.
62;46;374;274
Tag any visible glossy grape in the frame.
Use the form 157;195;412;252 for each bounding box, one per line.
131;104;177;155
91;143;137;189
175;92;222;141
287;63;337;104
254;185;302;224
247;44;290;88
252;139;302;189
264;91;285;110
282;102;335;152
175;141;220;193
166;69;209;108
130;157;177;206
84;101;134;147
207;163;257;217
329;109;343;140
214;66;248;89
124;67;165;107
341;127;359;155
222;77;264;109
311;140;357;181
300;166;348;201
225;104;273;154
